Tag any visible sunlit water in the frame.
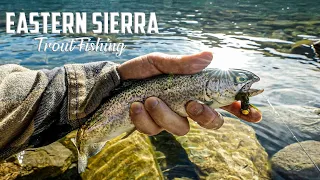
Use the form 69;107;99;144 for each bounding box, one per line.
0;0;320;179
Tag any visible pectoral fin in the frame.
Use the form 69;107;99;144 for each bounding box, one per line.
121;127;136;140
87;142;107;157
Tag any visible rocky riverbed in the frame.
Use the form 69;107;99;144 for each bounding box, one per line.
0;117;270;180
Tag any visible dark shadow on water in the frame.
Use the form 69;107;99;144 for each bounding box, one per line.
15;164;81;180
150;131;204;180
49;166;81;180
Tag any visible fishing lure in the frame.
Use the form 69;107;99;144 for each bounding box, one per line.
235;91;262;115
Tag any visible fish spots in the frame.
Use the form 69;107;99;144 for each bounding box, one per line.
75;69;259;171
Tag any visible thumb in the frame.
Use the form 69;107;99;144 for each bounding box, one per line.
117;51;213;80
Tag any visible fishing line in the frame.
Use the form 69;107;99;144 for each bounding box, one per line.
262;94;320;173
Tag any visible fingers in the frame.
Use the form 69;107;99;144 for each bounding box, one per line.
130;97;190;136
221;101;262;123
144;97;190;136
131;98;224;136
130;102;163;136
186;101;224;129
117;51;213;80
131;99;261;137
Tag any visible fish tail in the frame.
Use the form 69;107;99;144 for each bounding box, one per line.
77;152;88;173
71;138;88;173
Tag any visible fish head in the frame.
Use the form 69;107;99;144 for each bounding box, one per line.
232;69;263;96
204;68;263;106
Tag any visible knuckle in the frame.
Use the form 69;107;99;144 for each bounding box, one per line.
187;102;204;117
174;126;190;136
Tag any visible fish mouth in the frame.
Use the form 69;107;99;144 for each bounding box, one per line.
239;75;264;97
247;88;264;97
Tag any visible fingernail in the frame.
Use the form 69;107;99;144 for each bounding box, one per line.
150;99;159;109
131;102;142;114
189;102;204;116
201;52;213;61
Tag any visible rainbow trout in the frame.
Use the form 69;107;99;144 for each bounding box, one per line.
71;68;263;173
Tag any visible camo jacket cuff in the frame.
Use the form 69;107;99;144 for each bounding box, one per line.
64;61;121;127
0;61;121;160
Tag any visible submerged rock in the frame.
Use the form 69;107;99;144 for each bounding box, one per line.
79;117;270;179
0;117;269;179
17;142;74;179
81;132;163;180
313;41;320;58
0;141;79;180
291;40;317;58
271;140;320;180
175;118;270;179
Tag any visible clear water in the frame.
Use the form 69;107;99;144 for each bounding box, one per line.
1;0;320;179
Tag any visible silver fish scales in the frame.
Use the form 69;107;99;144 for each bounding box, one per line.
71;68;263;173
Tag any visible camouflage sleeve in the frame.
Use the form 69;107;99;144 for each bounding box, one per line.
0;61;121;160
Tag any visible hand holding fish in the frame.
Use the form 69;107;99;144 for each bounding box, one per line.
117;51;262;136
73;51;264;173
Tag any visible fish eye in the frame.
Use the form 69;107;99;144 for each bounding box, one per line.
236;73;248;83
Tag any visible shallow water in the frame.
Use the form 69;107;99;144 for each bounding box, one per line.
0;0;320;179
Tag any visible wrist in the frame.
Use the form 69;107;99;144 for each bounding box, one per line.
116;64;128;81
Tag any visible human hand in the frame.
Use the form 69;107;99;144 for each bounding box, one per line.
117;51;262;136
